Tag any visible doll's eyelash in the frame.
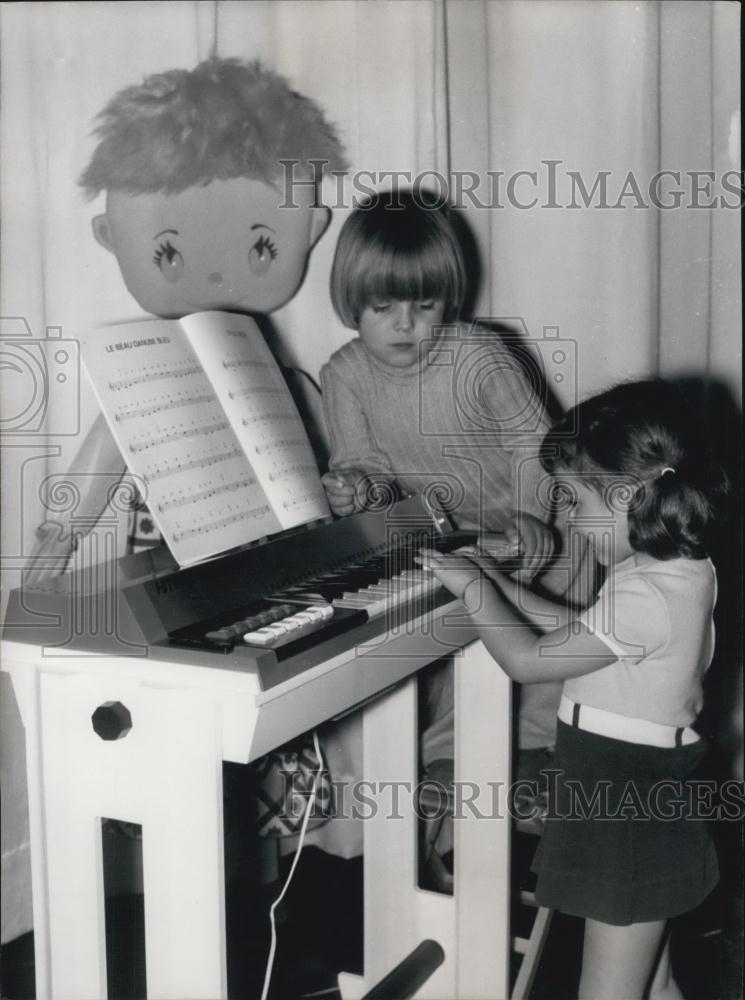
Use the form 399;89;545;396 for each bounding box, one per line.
153;239;179;266
252;234;278;259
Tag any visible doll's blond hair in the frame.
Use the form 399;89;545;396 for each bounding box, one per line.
80;58;346;198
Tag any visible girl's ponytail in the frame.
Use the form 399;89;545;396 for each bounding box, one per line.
630;462;729;560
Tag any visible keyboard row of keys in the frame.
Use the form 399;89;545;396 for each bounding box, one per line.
270;554;422;605
331;569;441;620
198;542;456;651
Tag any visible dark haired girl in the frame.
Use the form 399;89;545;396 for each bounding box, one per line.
419;379;729;998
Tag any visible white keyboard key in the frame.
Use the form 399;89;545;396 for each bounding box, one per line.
290;612;316;625
280;617;305;632
264;622;293;636
243;627;280;646
307;604;334;619
341;591;378;602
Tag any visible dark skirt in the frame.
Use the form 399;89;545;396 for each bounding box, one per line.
533;720;719;925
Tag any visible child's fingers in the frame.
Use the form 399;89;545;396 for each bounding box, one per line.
479;532;521;560
415;549;456;574
322;470;361;489
323;479;356;496
325;496;354;515
416;549;474;573
415;549;439;572
463;551;498;578
517;518;555;581
322;475;353;491
325;487;356;502
505;531;523;558
326;492;356;516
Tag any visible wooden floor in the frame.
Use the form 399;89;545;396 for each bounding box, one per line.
2;835;741;1000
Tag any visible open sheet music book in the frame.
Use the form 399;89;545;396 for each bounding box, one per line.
81;311;330;567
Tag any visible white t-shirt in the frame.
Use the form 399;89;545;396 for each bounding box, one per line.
564;552;717;727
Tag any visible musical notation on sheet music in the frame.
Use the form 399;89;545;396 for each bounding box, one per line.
268;464;318;483
146;448;244;483
172;504;272;543
109;362;203;392
116;392;215;422
157;475;258;514
184;314;330;530
81;313;330;566
129;418;231;454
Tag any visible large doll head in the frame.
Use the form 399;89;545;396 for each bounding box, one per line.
80;58;346;317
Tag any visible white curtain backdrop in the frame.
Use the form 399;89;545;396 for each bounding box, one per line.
446;0;740;403
1;0;740;946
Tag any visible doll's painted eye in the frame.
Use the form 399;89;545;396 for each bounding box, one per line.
153;240;184;283
248;235;278;276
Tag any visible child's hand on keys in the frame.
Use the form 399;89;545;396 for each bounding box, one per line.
322;469;364;516
416;547;483;601
475;533;522;562
507;513;555;583
452;541;510;583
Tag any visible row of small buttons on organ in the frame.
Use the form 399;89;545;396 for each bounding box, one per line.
331;569;441;620
241;604;334;646
205;603;334;648
205;603;298;645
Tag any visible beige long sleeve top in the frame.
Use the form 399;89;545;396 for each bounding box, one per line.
320;326;551;531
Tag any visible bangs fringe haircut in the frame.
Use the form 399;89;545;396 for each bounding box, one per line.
330;190;466;327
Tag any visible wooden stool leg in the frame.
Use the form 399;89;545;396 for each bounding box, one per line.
454;640;512;998
511;902;553;1000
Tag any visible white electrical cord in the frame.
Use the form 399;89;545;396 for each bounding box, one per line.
260;729;324;1000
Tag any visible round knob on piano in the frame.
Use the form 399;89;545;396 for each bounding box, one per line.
92;701;133;741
